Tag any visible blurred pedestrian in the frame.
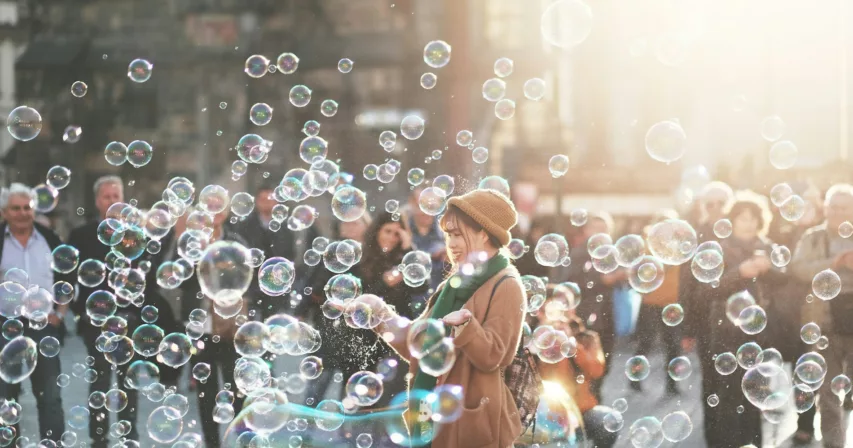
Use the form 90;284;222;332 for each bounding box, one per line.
0;183;68;442
232;178;319;320
374;189;526;447
536;301;617;447
407;187;448;294
567;211;624;381
516;216;554;279
703;191;785;447
162;208;248;448
792;183;853;448
631;209;682;395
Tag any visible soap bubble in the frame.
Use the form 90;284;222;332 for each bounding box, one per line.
249;103;273;126
51;245;80;274
420;72;437;89
320;99;338;118
345;371;385;407
331;186;367;222
629;256;665;293
38;336;60;358
645;120;687;163
289;85;312;108
298;136;328;164
813;269;842;300
769;140;798;170
667;356;692;381
714;352;738;375
244;54;270;78
315;400;345;431
234;322;271;358
771;245;791;267
127;58;153;83
661;411;692;442
6;105;42;141
400;115;425;140
482;78;506;102
761;115;786;141
46;165;71;190
661;304;684;326
32;184;59;213
625;355;650;381
548;155;570;178
779;195;806;222
338;58;353;73
523;78;546;100
738;305;768;335
736;342;762;369
456;130;473;147
146;406;183;443
258;257;295;297
628;416;664;448
197;241;253;306
770;183;794;206
646;219;697;265
423;40;451;68
104;141;128;166
71;81;88;97
801;323;821;344
418;187;447;216
127;140;153;167
0;336;37;384
540;0;594;48
275;52;298;74
494;99;516;120
713;219;732;238
742;363;791;411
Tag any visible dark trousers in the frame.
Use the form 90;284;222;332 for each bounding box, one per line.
583;405;618;448
0;325;65;442
83;336;138;448
634;304;681;386
194;335;243;447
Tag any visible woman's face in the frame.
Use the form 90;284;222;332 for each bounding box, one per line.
445;220;489;264
377;222;402;252
732;209;760;240
339;220;368;243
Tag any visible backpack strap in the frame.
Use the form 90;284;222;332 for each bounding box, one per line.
481;274;514;323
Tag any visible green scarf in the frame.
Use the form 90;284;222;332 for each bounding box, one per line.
410;253;510;394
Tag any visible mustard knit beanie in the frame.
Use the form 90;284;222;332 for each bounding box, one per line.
444;189;518;246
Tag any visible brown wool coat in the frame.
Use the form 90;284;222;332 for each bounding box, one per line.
377;266;527;448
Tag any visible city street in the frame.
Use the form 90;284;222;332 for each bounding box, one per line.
8;318;846;447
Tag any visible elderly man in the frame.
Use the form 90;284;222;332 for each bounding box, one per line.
792;183;853;448
0;183;67;442
67;175;141;447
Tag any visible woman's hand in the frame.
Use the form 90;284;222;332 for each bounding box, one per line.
443;309;472;327
383;269;403;287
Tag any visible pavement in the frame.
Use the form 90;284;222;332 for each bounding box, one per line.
8;319;849;447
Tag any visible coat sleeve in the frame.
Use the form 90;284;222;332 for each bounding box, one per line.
453;278;525;372
791;231;832;284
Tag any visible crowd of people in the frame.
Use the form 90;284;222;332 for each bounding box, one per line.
2;172;853;447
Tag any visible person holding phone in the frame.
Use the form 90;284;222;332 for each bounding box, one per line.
701;190;787;447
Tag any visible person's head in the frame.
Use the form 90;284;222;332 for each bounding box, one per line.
439;189;518;267
255;178;280;219
725;191;772;241
824;184;853;232
94;175;124;219
364;213;409;254
582;211;614;240
409;187;435;228
334;214;372;243
0;183;35;234
699;181;734;223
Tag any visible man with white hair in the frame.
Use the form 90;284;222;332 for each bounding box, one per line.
0;182;68;442
67;175;139;447
792;183;853;448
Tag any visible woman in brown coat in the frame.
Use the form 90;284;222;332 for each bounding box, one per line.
374;189;527;448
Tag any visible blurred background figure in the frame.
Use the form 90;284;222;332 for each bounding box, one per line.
567;210;625;395
701;191;784;447
0;183;68;443
630;209;682;395
407;187;448;295
159;207;247;448
516;216;555;279
534;299;616;448
68;175;141;447
231;178;320;320
792;184;853;448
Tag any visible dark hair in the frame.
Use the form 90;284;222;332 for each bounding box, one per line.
440;205;502;249
726;201;769;236
360;212;410;281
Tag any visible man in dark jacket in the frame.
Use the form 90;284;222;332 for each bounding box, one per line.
67;175;140;447
229;178;320;320
0;183;70;443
